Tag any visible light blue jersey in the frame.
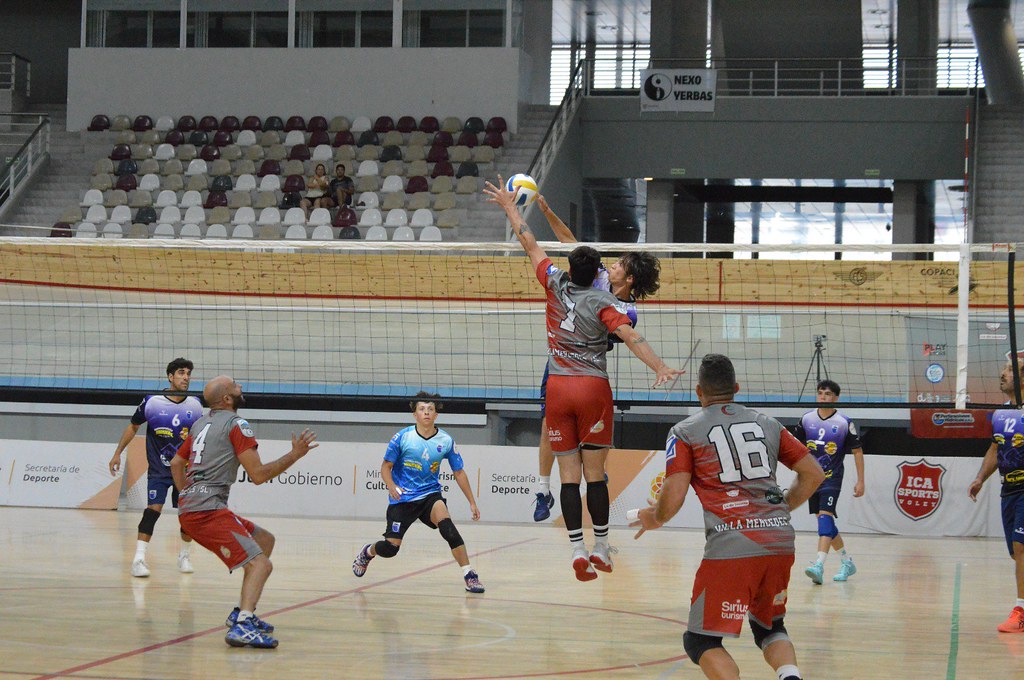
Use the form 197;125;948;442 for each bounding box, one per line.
384;425;464;504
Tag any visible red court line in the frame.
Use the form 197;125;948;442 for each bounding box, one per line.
32;538;535;680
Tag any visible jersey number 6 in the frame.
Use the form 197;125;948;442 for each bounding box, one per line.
707;422;771;483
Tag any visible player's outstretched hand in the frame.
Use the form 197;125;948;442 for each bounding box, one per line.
470;502;481;521
108;454;121;476
630;499;662;539
968;478;983;502
652;367;685;389
482;175;517;209
292;429;319;457
853;479;865;497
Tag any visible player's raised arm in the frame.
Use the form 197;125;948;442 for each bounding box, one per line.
237;429;319;485
483;175;547;272
612;323;683;387
536;195;577;243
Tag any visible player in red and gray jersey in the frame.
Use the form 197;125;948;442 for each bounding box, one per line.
171;375;318;649
633;354;824;680
485;176;682;582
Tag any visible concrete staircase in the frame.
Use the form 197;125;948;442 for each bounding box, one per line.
973;103;1024;244
2;106;116;235
458;104;556;241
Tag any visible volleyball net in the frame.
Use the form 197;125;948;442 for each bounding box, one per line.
0;238;1019;409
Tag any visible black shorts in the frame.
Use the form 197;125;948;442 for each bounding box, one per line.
384;492;446;539
808;486;841;517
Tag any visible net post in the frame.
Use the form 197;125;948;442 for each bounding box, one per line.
954;243;971;409
1009;246;1021;406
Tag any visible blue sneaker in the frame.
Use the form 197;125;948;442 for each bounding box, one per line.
533;491;554;522
464;570;485;593
353;544;373;577
833;559;857;582
804;562;824;585
225;618;279;648
225;607;274;633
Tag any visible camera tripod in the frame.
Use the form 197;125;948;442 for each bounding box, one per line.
798;336;830;401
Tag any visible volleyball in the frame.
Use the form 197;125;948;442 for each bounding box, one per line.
506;173;538;206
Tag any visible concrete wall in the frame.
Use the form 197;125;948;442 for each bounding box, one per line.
67;47;523;131
0;0;80;106
578;96;970;181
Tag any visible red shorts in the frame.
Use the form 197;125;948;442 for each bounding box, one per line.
545;374;614;454
179;509;263;572
688;554;794;637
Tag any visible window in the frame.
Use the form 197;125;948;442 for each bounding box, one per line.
308;12;357;47
85;10;180;48
403;9;504;47
549;43;651;104
360;11;393;47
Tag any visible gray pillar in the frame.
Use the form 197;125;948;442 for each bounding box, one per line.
645;180;673;243
893;180;935;260
673;180;706;251
651;0;708;64
521;0;552;105
898;0;938;94
968;0;1024;104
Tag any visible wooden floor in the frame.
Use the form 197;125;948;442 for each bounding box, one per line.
1;506;1022;679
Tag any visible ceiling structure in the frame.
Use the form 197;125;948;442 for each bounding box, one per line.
550;0;1024;46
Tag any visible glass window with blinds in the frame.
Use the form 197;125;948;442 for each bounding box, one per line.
549;43;651;104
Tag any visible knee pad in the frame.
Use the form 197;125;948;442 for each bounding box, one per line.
437;518;465;550
682;631;723;665
374;539;399;558
817;514;838;539
750;618;790;650
137;508;160;536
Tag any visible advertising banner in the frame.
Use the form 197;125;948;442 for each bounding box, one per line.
0;440;121;509
640;69;717;112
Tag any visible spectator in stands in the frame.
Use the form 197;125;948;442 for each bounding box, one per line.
329;163;354;209
300;163;330;218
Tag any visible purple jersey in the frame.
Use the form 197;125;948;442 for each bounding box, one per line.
793;409;861;489
990;409;1024;496
131;394;203;476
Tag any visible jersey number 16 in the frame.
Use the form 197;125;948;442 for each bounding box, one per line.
708;422;771;483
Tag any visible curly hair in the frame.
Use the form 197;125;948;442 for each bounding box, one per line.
409;391;444;412
620;252;661;300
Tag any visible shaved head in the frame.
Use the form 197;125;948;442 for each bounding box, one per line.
204;375;234;407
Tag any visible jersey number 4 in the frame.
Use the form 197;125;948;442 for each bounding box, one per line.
708;422;771;483
191;422;213;465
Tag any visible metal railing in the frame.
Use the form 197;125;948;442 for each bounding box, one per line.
0;114;51;222
0;53;31;98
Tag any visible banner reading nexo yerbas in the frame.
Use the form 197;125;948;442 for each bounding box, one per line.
0;440;121;509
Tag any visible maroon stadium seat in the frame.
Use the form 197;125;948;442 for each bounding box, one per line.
257;159;282;177
132;115;154;132
483;130;505;148
432;131;454;147
200;144;221;161
242;115;263;131
284;116;306;132
333;207;358;228
308;130;330;147
283;174;305;193
164;130;184;146
396;116;417;133
333;130;355;147
198;115;219;132
431;160;454;178
219;115;241;132
288;144;311;161
485;116;508;133
50;222;73;238
405;176;428;194
426;144;449;163
204;191;228;209
176;115;197;132
456;131;479;148
419;116;439;133
308;116;328;132
115;174;138;192
109;144;132;160
213;130;233;147
373;116;395;133
88;115;110;132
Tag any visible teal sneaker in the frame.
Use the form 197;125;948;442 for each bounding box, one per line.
804;561;824;585
833;559;857;582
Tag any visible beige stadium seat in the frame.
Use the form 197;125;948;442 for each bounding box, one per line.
381;160;405;177
186;174;209;191
405;160;428;178
407;130;429;147
228;191;251;208
130;144;153;159
161;158;183;175
90;174;113;191
471;145;495;164
433;192;456;211
245;145;265;161
127;223;150;239
140;130;161;145
282;159;304;176
436;209;460;228
381;191;405;210
404;145;426;163
104;190;128;207
441;116;462;133
406;192;431;210
259;131;281;147
266;144;287;161
356;145;380;161
162;174;184;192
209;159;231;176
381;130;404;147
220;145;242;161
208;206;231;225
233;159;257;176
93;158;114;175
138;158;160;176
128;190;153;208
60;206;84;223
448;145;471;163
455;176;478;194
254;191;278;209
176;144;197;162
257;224;282;239
430;176;453;194
355;175;380;192
328;116;350;133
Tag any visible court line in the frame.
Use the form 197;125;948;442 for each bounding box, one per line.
945;561;962;680
31;538;535;680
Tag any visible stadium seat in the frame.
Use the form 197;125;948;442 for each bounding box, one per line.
380;145;403;163
356;145;381;162
407;192;431;210
483;131;505;148
284;224;307;240
266;144;287;161
257;207;282;226
81;188;104;207
357;130;380;147
140;130;161;145
441;116;462;133
431;161;454;178
396;115;417;133
392;225;414;241
381;175;404;193
154;143;175;161
472;145;495;164
288;144;311;161
303;115;326;132
127;223;149;238
283;207;306;226
456;161;479;178
164;130;185;146
130;144;153;159
85;204;107;223
74;222;98;238
109;205;132;224
382;191;405;210
279;161;303;178
152;115;173;132
180;190;202;208
436;209;459;228
162;174;184;191
204;191;228;209
309;130;330;148
486;116;508;133
284;115;306;132
242;115;262;131
373;116;395;133
257;160;282;177
426;144;449;163
463;116;485;134
420;225;442;241
260;131;281;147
213;130;233;147
381;130;404;147
258;174;281;191
154;190;177;208
135;206;158;224
185;159;208;176
350;116;372;133
253;193;276;211
356;191;379;209
228;191;251;209
179;145;201;163
406;176;429;194
49;221;73;238
88;115;110;132
310;224;334;240
308;208;331;227
365;225;387;241
311;144;332;162
407;130;430;147
176;115;197;132
410;208;434;227
109;144;131;161
205;223;228;238
220;115;241;132
257;224;281;239
115;159;139;177
448;145;471;163
283;174;305;193
138;158;160;175
455;176;478;194
430;177;453;195
385;209;408;227
235;174;257;191
456;131;479;148
263;116;284;132
210;174;233;192
128;190;152;208
231;223;254;238
159;206;182;224
355;175;380;192
432;131;454;147
338;225;360;239
419;116;439;133
334;145;356;161
104;189;128;207
208;206;231;224
198;116;219;132
284;129;305;147
233;207;256;225
406;159;429;177
357;160;379;177
111;114;132;131
179;223;202;239
183;205;205;224
153;222;176;238
211;160;233;178
200;144;221;161
328;116;350;132
333;207;358;227
189;130;209;147
236;130;257;147
280;191;302;209
381;160;405;178
359;208;382;227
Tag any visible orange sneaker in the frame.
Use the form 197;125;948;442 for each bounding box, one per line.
997;606;1024;633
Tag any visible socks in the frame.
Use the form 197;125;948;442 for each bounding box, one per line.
561;483;584;549
816;551;827;565
134;540;148;560
1016;598;1024;609
179;540;191;556
462;564;474;577
538;476;551;494
236;609;253;624
776;664;801;680
585;480;610;546
838;548;851;561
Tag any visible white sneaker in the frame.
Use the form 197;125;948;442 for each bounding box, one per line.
590;543;618;573
572;547;597;582
177;553;194;574
131;558;150;578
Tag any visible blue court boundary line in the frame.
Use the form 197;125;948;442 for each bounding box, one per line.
946;562;962;680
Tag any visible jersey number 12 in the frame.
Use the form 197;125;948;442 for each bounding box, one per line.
708;422;771;483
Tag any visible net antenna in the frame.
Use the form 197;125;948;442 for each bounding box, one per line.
798;335;830;401
663;339;701;399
